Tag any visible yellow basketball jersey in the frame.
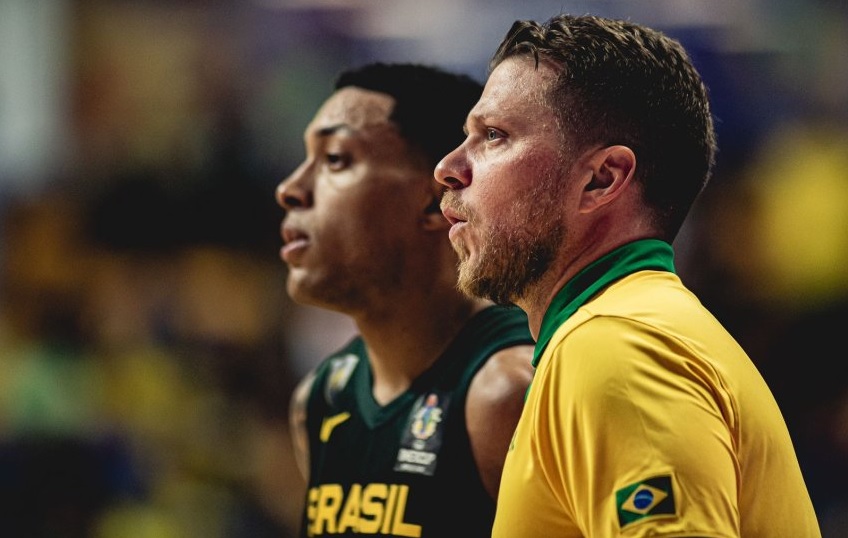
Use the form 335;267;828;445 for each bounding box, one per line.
494;267;820;537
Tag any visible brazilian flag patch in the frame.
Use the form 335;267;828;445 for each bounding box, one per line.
615;475;676;528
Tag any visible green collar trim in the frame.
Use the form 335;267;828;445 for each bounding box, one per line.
532;239;676;367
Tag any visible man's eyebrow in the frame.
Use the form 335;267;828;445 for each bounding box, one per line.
462;111;484;135
316;124;354;138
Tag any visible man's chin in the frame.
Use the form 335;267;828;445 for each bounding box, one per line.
457;268;490;302
286;272;321;305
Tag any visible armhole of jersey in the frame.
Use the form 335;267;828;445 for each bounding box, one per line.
457;306;535;388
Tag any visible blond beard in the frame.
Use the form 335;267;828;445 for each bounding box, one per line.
447;152;568;304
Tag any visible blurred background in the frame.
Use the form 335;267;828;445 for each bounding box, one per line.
0;0;846;536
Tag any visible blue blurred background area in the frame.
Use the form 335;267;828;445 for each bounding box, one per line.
0;0;846;536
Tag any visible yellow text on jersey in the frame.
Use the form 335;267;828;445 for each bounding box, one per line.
306;483;421;537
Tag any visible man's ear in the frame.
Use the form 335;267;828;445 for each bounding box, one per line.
579;145;636;211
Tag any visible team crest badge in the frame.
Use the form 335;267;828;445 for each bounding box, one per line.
394;391;450;476
411;393;442;440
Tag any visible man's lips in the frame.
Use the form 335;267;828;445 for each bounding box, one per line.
280;226;309;262
440;206;466;226
440;207;467;242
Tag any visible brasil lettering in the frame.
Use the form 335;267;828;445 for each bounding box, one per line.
306;483;422;537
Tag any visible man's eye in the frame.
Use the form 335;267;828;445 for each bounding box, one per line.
486;128;505;142
326;153;349;170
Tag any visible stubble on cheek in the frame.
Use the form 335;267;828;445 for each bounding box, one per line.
454;190;565;305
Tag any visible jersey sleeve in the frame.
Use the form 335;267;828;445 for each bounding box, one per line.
535;315;740;536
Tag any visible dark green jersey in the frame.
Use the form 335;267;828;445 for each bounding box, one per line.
299;305;533;537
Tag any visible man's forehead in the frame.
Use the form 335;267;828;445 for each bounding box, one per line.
484;57;555;103
311;87;396;133
468;57;556;125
